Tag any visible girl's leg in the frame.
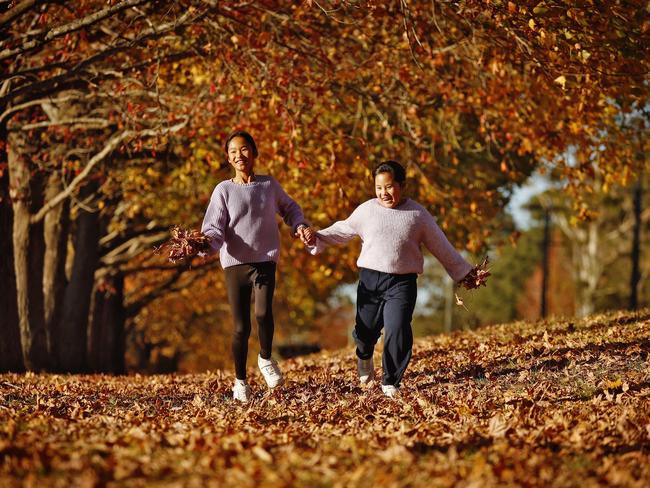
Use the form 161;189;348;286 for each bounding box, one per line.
224;265;253;380
251;262;276;360
353;268;384;359
381;276;417;387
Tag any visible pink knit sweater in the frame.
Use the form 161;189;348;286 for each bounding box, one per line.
310;198;472;280
201;175;307;268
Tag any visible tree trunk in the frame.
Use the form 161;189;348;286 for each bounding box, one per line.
58;183;100;373
0;123;24;372
43;171;70;361
88;269;126;374
8;129;49;371
575;221;600;317
540;209;551;318
629;178;642;310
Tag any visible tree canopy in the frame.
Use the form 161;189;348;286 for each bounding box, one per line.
1;0;648;372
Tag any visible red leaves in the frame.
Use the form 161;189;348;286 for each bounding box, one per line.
154;226;211;263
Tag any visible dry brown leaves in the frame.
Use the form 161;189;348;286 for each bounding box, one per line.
1;309;649;487
456;257;490;310
154;226;211;263
459;257;491;291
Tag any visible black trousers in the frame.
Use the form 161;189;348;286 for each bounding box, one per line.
224;261;276;380
353;268;417;387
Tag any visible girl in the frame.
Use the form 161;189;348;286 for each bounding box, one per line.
304;161;480;397
201;130;313;402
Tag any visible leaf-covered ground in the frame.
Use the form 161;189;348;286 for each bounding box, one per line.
2;309;649;487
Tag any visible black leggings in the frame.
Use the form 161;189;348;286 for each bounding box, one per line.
224;261;276;380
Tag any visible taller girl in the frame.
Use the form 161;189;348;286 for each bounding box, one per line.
201;130;313;402
306;161;478;397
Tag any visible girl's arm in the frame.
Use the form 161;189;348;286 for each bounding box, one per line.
273;178;309;232
200;188;228;255
308;218;359;255
421;212;472;282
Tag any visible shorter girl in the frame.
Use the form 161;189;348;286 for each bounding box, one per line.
305;161;481;397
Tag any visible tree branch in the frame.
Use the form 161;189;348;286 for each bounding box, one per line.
0;0;46;32
29;118;188;225
0;6;203;104
99;223;169;250
17;116;111;130
125;258;220;317
0;92;83;125
101;231;169;266
0;0;151;62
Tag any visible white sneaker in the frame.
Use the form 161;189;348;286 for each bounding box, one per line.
232;379;251;402
258;355;284;388
381;384;399;398
357;357;375;384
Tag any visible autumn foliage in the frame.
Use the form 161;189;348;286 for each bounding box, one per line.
1;309;648;486
1;0;648;373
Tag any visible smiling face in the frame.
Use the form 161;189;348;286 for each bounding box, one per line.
227;136;255;175
375;171;403;209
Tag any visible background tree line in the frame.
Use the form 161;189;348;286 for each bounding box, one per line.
1;0;648;373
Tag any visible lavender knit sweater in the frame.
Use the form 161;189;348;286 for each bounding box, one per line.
201;175;307;268
310;198;472;280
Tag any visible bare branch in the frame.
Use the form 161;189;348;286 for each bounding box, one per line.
101;231;170;266
17;117;111;130
99;222;169;250
29;130;131;224
0;94;77;125
400;0;423;70
29;118;188;225
604;207;650;241
0;86;171;126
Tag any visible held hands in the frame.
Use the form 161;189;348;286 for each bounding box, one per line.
295;225;316;246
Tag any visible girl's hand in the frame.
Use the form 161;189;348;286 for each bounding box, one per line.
296;225;316;246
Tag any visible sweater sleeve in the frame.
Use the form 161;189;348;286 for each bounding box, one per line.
201;186;228;255
307;212;360;255
273;177;309;232
421;212;472;282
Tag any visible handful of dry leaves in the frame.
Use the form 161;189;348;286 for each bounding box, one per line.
459;256;491;290
154;226;211;263
455;257;491;310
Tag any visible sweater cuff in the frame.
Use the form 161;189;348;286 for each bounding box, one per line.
452;262;474;283
306;237;326;255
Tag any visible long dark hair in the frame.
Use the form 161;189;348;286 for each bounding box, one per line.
373;160;406;183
